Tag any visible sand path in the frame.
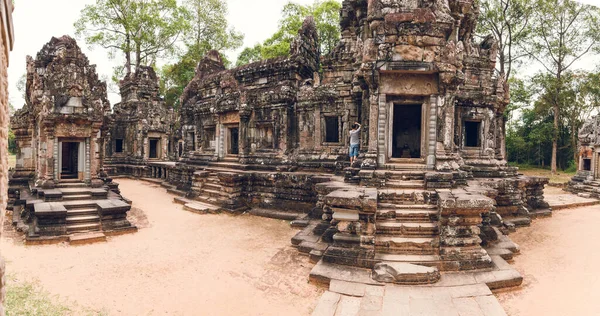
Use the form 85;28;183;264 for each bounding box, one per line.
2;179;322;315
496;203;600;315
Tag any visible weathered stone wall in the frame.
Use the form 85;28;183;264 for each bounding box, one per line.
105;66;174;173
11;36;109;186
1;0;14;312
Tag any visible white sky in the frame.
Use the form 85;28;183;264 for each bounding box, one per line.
6;0;600;109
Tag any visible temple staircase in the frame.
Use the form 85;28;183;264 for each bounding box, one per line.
374;189;442;273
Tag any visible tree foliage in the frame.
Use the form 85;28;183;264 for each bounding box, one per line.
236;0;341;66
477;0;533;78
519;0;600;174
74;0;187;75
160;0;242;108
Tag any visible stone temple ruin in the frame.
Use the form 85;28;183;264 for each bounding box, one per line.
568;115;600;197
9;36;135;244
8;0;551;290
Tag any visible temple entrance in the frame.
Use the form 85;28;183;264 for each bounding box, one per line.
391;104;422;159
149;138;160;159
59;141;83;180
227;127;239;155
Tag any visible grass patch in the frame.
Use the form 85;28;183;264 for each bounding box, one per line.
509;163;575;184
6;275;104;316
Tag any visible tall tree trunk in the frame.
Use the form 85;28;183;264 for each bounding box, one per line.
551;104;559;174
125;35;132;75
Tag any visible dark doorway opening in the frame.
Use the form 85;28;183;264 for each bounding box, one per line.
229;127;239;155
392;104;422;159
61;142;79;180
115;139;123;153
464;121;481;147
324;116;340;143
149;139;159;159
583;159;592;171
178;142;183;157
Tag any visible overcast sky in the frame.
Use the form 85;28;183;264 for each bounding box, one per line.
7;0;600;109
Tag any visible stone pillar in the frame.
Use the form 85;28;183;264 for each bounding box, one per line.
376;93;386;166
53;138;59;181
322;187;378;268
365;93;379;166
85;137;91;183
443;95;455;152
438;190;493;270
427;95;438;168
239;109;251;158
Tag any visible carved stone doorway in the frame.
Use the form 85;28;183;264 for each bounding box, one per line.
226;125;239;156
388;103;425;162
59;140;84;181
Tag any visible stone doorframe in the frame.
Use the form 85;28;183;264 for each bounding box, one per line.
54;137;90;183
377;94;438;168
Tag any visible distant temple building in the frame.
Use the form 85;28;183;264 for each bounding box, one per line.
568;115;600;197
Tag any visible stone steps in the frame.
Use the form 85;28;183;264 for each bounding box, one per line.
66;215;100;224
203;182;222;191
374;236;439;255
56;182;88;188
377;208;438;222
376;221;439;235
385;180;426;189
66;207;98;216
67;222;101;234
69;232;107;245
62;194;92;201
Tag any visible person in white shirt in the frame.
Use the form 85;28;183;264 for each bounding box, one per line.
349;122;361;165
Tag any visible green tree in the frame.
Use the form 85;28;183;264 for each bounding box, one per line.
522;0;600;174
160;0;242;108
477;0;533;79
236;0;341;65
74;0;187;75
236;44;264;67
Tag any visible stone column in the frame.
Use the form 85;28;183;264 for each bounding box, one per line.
427;95;438;168
365;92;380;168
53;138;59;181
85;138;91;183
239;108;251;159
438;190;493;270
376;93;386;166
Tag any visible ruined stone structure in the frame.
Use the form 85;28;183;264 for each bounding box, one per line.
567;115;600;197
0;0;14;312
9;36;136;244
150;0;550;282
11;36;110;186
6;0;552;292
104;66;175;177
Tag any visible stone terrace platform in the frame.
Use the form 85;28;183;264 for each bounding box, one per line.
10;180;137;245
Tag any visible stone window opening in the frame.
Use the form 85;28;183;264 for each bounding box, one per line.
204;127;216;149
583;158;592;171
115;139;123;153
324;116;341;144
149;139;160;159
464;121;481;148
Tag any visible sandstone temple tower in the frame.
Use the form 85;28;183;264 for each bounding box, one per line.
11;36;110;187
104;66;174;176
9;36;135;244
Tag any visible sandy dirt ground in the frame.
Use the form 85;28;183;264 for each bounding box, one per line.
2;179;323;315
496;203;600;315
